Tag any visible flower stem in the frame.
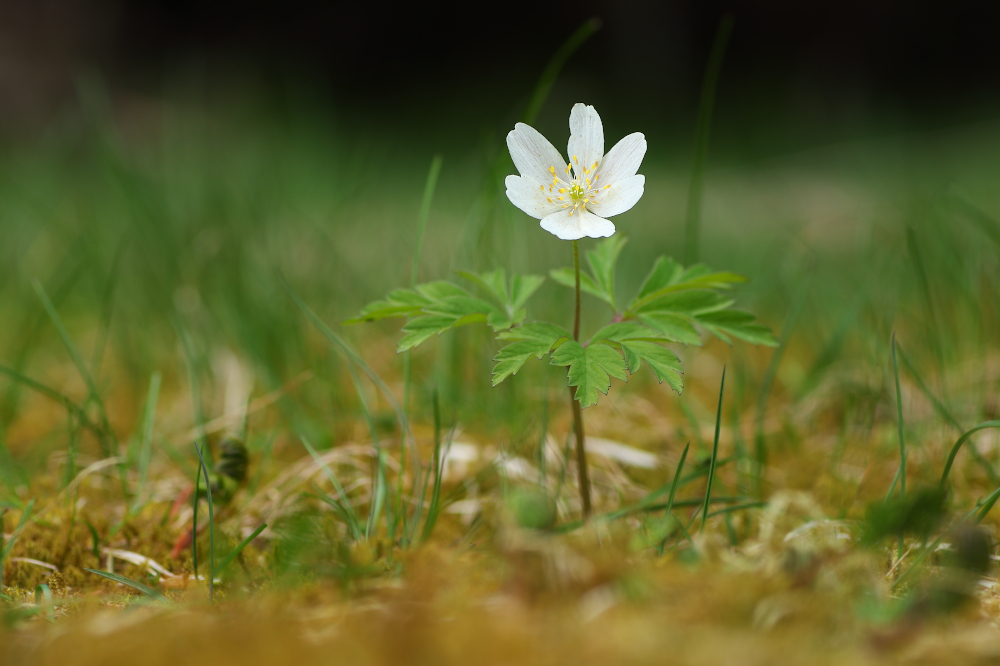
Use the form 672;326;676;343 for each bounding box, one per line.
570;240;592;519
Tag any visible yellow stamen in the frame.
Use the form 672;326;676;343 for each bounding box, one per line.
573;155;578;164
547;197;553;203
558;188;566;193
549;166;555;174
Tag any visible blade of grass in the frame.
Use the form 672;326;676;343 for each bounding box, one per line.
132;372;161;514
301;435;363;542
683;13;735;265
175;315;210;465
420;389;446;544
1;500;36;587
700;367;726;535
890;332;907;558
940;422;1000;490
33;280;120;464
34;584;54;622
0;363;103;439
520;18;602;125
193;442;215;602
706;501;767;519
89;233;128;381
341;362;383;539
891;332;907;503
898;344;1000;484
755;280;809;497
403;154;444;421
216;523;266;576
906;227;947;394
281;275;417;525
83;569;174;605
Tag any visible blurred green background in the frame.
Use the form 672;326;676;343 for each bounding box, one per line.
1;1;998;478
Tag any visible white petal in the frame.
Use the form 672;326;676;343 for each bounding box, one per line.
505;175;563;220
589;175;644;218
540;208;615;241
567;103;604;180
594;132;646;188
506;123;568;185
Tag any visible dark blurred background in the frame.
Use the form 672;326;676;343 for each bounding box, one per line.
2;0;999;149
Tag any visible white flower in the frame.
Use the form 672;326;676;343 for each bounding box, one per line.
505;103;647;241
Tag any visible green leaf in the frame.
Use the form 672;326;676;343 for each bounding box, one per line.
415;281;470;301
550;267;608;306
456;270;545;331
585;236;628;308
492;322;571;385
83;569;175;606
346;288;433;323
497;322;572;343
620;341;684;393
399;315;481;352
633;289;733;316
637;313;702;345
550;340;628;408
510;274;545;312
696;310;778;346
589;321;664;343
630;257;746;311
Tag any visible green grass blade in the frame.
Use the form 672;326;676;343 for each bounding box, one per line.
216;523;266;576
34;584;54;622
898;345;1000;484
132;372;161;514
0;499;35;585
410;155;444;287
940;422;1000;490
193;442;215;602
520;18;601;125
174;315;210;464
700;367;726;534
301;435;363;542
420;390;446;544
754;280;809;497
663;442;691;524
33;280;119;463
706;501;767;519
83;568;174;606
891;332;906;503
0;363;101;436
683;14;735;265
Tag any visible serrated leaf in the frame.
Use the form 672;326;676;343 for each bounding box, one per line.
492;322;571;386
695;310;778;347
510;274;545;311
456;269;508;303
457;270;545;327
415;281;471;301
590;321;665;344
346;288;432;323
550;340;628;408
585;236;628;308
497;321;572;343
421;295;497;320
398;314;486;352
637;312;702;345
492;340;557;386
629;256;747;311
550;267;609;306
633;289;733;315
619;341;684;393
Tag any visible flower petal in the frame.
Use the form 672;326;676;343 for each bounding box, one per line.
506;123;567;185
594;132;646;188
505;175;563;220
589;174;644;218
567;103;604;180
539;208;615;241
